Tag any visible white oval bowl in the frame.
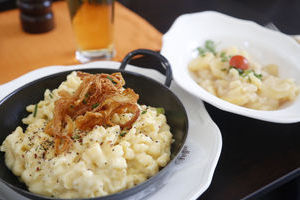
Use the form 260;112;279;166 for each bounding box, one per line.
161;11;300;123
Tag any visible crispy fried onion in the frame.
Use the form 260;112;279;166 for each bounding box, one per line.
45;71;140;154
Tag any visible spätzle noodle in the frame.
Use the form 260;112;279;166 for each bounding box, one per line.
189;45;299;110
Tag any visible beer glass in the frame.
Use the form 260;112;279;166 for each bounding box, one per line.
66;0;115;63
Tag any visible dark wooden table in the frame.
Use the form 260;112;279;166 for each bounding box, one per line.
120;0;300;200
1;0;299;199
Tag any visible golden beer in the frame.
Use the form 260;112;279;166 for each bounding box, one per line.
66;0;115;62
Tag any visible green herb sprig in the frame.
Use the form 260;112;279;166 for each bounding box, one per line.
197;40;217;56
220;52;230;62
205;40;217;55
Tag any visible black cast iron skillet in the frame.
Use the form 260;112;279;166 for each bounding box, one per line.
0;49;188;200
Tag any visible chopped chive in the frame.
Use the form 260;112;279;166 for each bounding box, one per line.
33;104;38;117
92;103;99;109
221;68;227;71
85;93;89;98
156;107;165;115
107;76;117;85
49;93;53;99
120;132;127;137
141;110;147;114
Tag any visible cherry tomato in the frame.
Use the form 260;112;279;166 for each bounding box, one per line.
229;55;249;70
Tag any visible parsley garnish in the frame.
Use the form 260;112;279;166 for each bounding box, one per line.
107;76;117;85
229;66;244;75
248;76;251;83
156;107;165;115
254;73;263;80
236;68;244;75
241;69;252;77
229;67;263;80
92;103;99;109
220;52;229;62
33;104;38;117
120;132;127;137
240;69;263;80
197;40;217;56
197;47;207;57
205;40;217;55
141;110;147;114
83;93;89;104
72;134;80;140
220;52;226;57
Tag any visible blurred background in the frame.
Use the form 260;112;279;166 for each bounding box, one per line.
1;0;300;34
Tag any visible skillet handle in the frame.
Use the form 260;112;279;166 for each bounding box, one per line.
119;49;173;87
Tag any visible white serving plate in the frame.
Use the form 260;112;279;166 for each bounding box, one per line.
0;61;222;200
161;11;300;123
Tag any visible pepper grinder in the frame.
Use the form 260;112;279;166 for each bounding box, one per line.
18;0;55;33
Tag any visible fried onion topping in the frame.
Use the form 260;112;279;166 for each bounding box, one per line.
45;72;140;154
